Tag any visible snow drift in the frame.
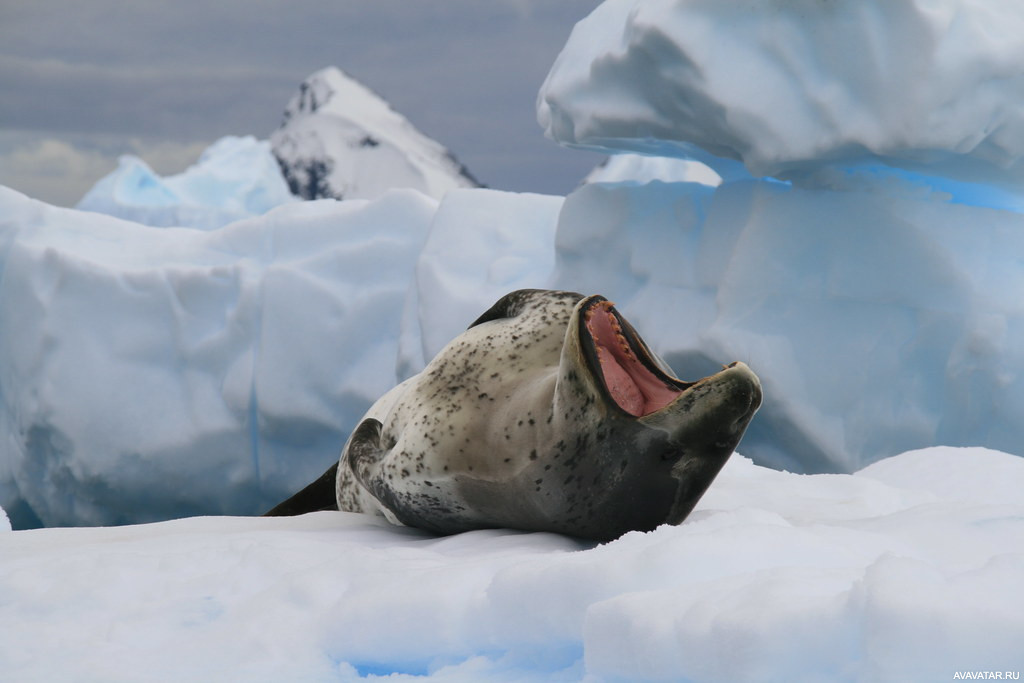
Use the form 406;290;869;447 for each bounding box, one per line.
2;447;1022;681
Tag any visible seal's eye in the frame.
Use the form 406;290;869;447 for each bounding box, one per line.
467;290;533;328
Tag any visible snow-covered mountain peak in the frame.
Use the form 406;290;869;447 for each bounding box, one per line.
282;67;336;121
282;67;401;129
272;67;481;201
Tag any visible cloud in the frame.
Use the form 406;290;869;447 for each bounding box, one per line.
0;55;294;139
0;133;208;206
0;0;604;201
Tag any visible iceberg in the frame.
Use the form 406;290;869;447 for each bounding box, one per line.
0;185;436;527
0;185;561;528
400;187;564;376
548;176;1024;473
538;0;1024;187
535;0;1024;472
76;136;298;230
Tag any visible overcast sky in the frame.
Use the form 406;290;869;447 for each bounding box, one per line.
0;0;605;206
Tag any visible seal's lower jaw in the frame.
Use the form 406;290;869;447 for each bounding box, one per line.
645;361;762;436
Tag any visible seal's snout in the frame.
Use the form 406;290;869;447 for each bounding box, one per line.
639;360;762;447
717;362;763;437
724;361;762;414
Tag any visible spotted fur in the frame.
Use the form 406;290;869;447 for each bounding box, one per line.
270;289;761;542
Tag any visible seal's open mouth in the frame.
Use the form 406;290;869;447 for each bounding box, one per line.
581;297;690;417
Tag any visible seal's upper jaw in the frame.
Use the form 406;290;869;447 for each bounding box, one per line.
577;295;691;417
574;295;762;426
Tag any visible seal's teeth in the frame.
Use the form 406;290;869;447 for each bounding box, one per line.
606;313;637;361
608;312;625;333
585;303;602;321
586;299;639;362
618;337;635;360
586;299;615;327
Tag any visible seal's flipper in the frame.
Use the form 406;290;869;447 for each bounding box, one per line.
263;461;340;516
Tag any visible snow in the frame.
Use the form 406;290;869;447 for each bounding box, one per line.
271;67;481;202
1;446;1021;681
76;136;297;229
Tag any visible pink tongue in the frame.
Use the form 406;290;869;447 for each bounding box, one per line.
596;345;645;416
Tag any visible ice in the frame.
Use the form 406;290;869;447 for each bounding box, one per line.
549;174;1024;473
1;447;1021;681
400;187;564;377
539;0;1024;187
0;185;436;527
7;168;1024;522
531;0;1024;473
76;136;298;229
7;0;1024;520
0;185;568;528
583;154;722;186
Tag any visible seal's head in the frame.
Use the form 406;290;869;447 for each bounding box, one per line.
339;289;762;542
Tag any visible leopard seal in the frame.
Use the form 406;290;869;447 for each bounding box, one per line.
267;289;761;541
